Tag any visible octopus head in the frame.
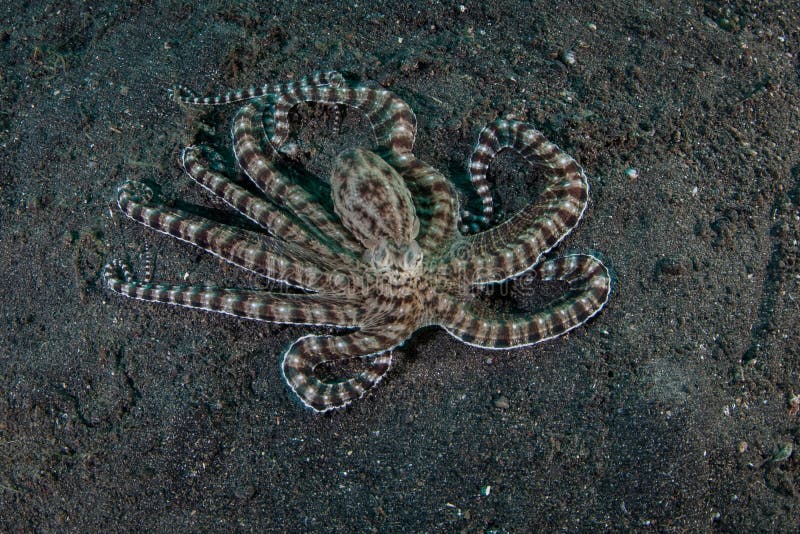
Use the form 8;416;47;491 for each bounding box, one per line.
363;239;424;293
331;147;425;292
365;239;422;272
331;147;420;250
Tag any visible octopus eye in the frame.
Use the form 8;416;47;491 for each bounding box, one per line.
401;241;422;270
369;242;390;268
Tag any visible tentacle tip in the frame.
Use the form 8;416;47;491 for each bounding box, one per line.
102;258;133;285
117;180;155;203
167;85;182;103
180;145;198;168
326;70;345;87
168;84;194;104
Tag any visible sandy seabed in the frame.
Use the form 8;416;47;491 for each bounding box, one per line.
1;1;799;531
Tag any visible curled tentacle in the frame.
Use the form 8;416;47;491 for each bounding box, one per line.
435;254;611;348
456;119;590;284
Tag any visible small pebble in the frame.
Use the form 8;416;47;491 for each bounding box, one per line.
559;49;576;66
656;256;690;277
772;443;793;463
493;395;510;409
234;484;256;500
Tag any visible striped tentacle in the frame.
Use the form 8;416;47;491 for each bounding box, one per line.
281;329;399;412
115;180;346;291
104;259;361;326
267;78;460;253
458;122;502;233
435;254;611;348
268;78;416;155
458;119;590;284
181;145;354;262
233;102;364;256
282;290;424;411
388;153;459;255
169;71;345;106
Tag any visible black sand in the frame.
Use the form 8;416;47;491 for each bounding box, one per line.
1;1;799;531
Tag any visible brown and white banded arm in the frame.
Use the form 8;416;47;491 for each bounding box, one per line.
114;181;345;291
282;327;408;413
169;71;346;106
181;145;353;262
457;119;590;284
434;254;611;348
233;102;364;256
104;259;361;327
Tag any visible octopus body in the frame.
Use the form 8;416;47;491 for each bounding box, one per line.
104;71;611;412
